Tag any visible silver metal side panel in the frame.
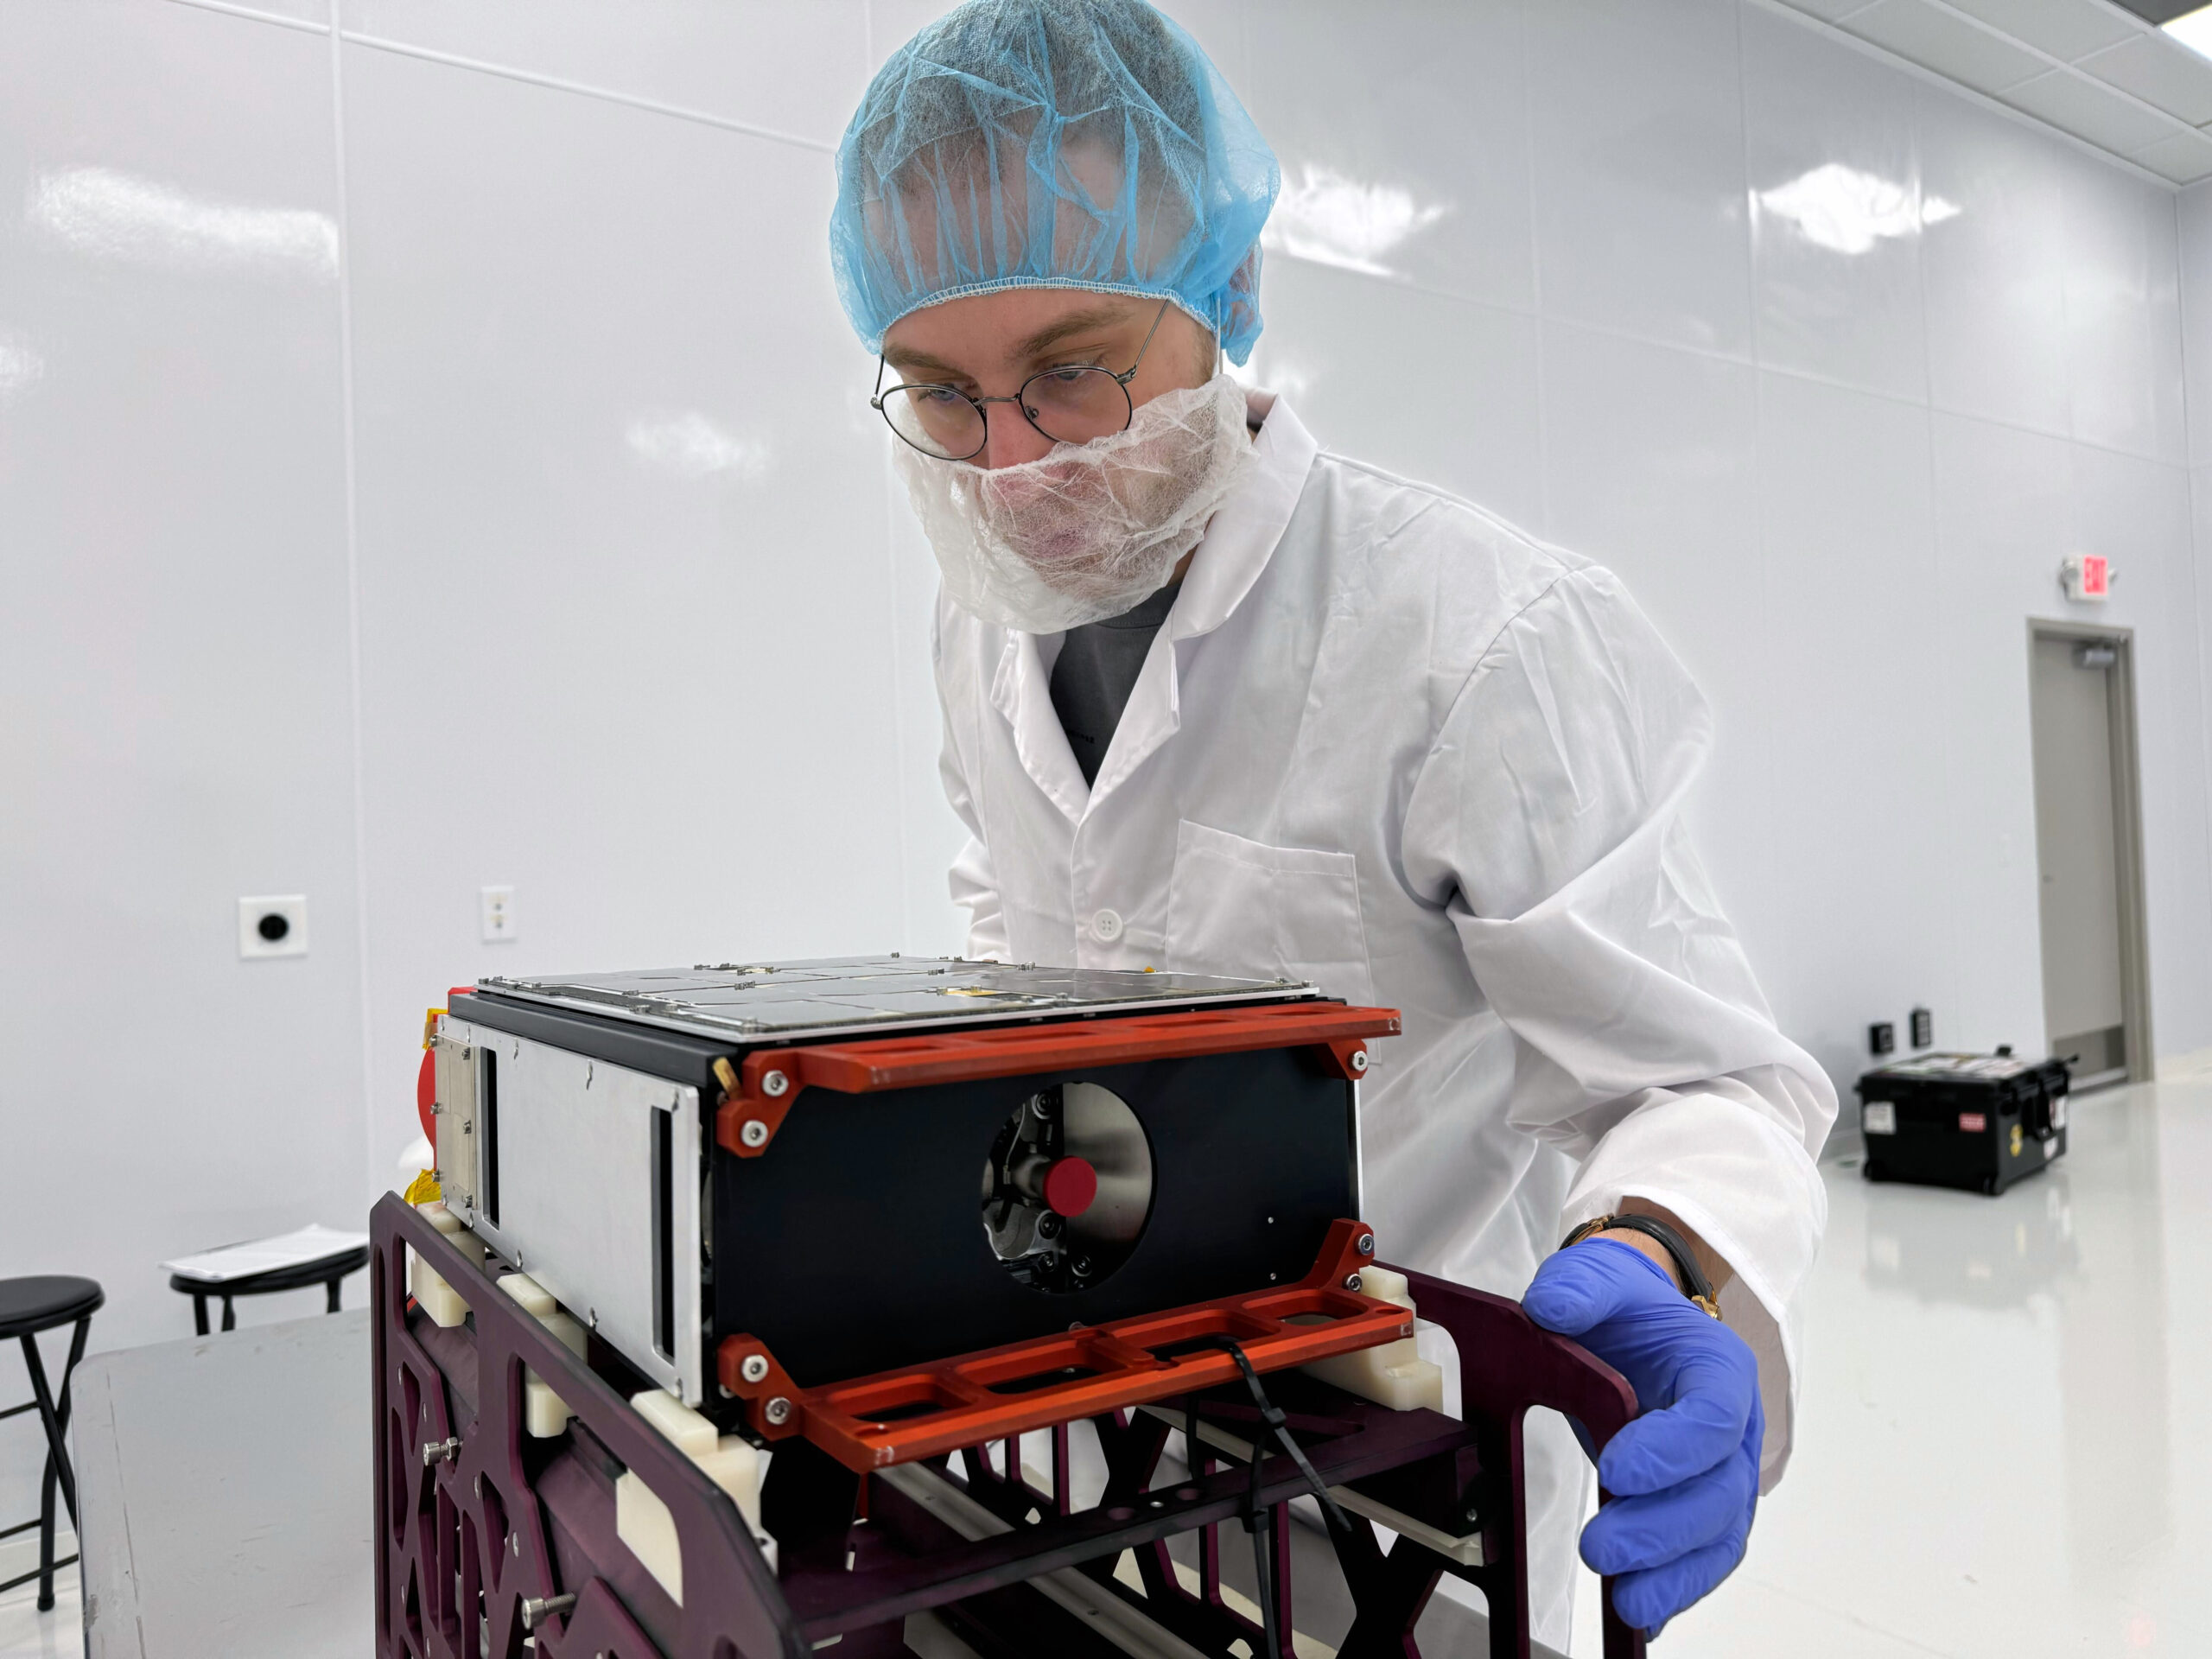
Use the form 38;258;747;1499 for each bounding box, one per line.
438;1015;702;1404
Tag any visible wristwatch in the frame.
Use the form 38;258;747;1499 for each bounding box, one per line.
1561;1212;1723;1319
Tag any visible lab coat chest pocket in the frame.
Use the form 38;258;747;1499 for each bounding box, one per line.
1165;821;1375;1005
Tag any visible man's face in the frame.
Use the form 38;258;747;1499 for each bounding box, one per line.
880;289;1214;471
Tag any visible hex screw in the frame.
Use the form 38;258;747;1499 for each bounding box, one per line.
421;1436;462;1467
740;1353;770;1384
1349;1049;1369;1074
764;1396;792;1426
740;1119;769;1148
761;1070;790;1097
1357;1233;1374;1256
519;1592;577;1632
1344;1274;1363;1291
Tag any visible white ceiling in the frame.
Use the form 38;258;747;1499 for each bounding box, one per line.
1770;0;2212;182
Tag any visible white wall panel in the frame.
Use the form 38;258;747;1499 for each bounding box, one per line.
337;42;919;1176
1743;1;1929;402
2059;156;2188;464
1919;85;2072;435
0;0;361;1491
1535;321;1770;939
2181;192;2212;468
1754;372;1949;1084
337;0;872;149
1244;257;1546;534
1244;0;1533;314
1527;0;1754;357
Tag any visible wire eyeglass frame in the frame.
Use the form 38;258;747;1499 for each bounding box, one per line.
870;296;1174;462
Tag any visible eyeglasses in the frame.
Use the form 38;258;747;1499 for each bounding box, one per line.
871;297;1173;462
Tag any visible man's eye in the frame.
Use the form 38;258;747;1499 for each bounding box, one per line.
1041;365;1100;384
917;386;967;405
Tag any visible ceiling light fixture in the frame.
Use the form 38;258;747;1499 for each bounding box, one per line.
2164;4;2212;61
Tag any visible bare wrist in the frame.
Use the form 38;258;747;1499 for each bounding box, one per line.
1593;1226;1684;1290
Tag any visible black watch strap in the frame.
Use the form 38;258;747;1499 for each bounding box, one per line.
1560;1212;1722;1319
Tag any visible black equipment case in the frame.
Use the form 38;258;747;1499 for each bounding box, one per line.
1856;1052;2069;1195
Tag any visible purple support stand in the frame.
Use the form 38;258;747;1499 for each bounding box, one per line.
1396;1268;1647;1659
374;1197;1647;1659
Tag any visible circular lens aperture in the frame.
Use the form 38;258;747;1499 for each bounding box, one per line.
980;1081;1153;1294
884;383;986;460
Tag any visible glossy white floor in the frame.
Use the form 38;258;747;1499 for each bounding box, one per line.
3;1083;2202;1659
1572;1077;2212;1657
0;1540;78;1659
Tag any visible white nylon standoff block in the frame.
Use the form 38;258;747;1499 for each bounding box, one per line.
1301;1265;1445;1414
496;1272;556;1317
409;1202;474;1329
616;1389;777;1604
497;1274;588;1436
524;1374;573;1440
630;1388;718;1459
615;1470;683;1604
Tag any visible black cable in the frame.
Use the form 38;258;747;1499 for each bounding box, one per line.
1184;1337;1360;1657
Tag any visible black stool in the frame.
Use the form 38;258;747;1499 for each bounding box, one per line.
168;1245;369;1337
0;1274;102;1611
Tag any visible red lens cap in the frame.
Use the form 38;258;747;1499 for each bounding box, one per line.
416;1049;438;1147
1041;1156;1098;1218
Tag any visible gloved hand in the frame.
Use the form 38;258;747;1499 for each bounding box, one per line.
1522;1237;1762;1637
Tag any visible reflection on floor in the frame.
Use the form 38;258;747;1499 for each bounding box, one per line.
1572;1077;2211;1657
0;1569;79;1659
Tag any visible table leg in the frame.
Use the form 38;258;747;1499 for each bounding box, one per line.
326;1275;342;1315
220;1296;236;1333
192;1293;210;1338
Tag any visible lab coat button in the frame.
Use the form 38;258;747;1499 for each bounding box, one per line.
1090;908;1123;943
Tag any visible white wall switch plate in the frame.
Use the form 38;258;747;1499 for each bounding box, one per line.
238;894;308;959
480;885;517;943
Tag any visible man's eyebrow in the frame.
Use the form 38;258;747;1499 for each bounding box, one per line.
1009;304;1138;362
881;302;1140;380
881;345;969;379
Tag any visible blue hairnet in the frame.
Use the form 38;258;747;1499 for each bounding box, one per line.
830;0;1279;365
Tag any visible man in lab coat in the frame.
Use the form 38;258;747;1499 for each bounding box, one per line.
830;0;1835;1642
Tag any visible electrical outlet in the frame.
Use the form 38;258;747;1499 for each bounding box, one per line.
238;895;308;959
1910;1007;1933;1049
480;885;517;943
1868;1021;1895;1058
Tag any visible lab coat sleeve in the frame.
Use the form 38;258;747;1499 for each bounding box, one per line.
933;607;1009;963
1400;564;1837;1491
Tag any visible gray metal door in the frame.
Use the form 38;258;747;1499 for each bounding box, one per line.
2027;630;2148;1088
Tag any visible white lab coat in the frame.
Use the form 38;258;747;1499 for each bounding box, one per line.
931;391;1835;1639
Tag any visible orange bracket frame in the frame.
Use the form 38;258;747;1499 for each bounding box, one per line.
715;1219;1408;1471
714;1001;1402;1159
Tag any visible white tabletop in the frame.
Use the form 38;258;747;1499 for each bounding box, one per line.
74;1312;372;1659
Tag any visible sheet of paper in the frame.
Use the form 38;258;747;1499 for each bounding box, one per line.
160;1223;372;1283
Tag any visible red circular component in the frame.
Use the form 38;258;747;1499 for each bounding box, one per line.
1041;1156;1097;1218
416;1049;438;1148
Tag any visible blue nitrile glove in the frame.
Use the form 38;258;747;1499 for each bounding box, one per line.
1522;1237;1763;1638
